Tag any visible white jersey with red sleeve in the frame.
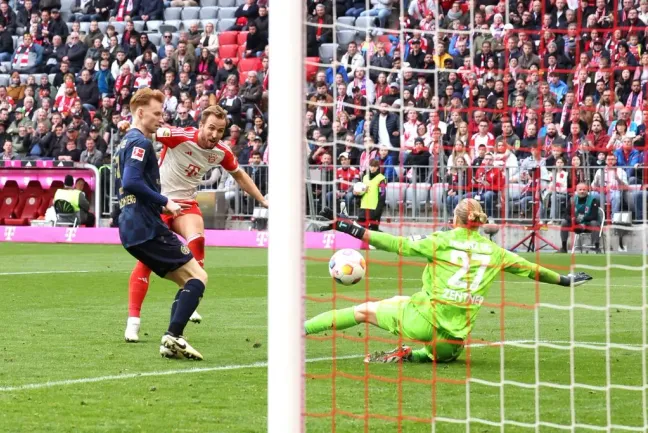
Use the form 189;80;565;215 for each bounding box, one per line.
156;126;240;200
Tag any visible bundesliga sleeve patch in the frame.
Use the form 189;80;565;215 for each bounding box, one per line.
131;146;146;161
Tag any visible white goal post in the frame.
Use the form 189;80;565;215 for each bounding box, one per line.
267;0;305;432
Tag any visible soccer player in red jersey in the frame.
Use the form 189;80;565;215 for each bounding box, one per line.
124;106;268;342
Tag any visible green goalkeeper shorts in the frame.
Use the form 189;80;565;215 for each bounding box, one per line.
375;296;464;363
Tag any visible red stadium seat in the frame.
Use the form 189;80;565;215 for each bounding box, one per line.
0;194;18;225
305;57;320;82
24;180;43;195
237;45;246;59
1;180;20;196
218;44;239;60
237;31;248;46
238;57;261;73
218;31;238;46
4;194;43;226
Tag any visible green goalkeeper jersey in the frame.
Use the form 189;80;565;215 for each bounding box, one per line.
369;228;561;340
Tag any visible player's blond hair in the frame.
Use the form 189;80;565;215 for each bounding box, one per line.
129;88;164;113
200;105;228;124
455;198;488;229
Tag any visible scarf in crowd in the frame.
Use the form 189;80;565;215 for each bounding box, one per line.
626;90;643;110
116;0;133;21
12;43;32;68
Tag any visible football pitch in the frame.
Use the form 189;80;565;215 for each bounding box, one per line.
0;243;646;433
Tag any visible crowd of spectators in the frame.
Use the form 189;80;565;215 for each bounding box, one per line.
304;0;648;226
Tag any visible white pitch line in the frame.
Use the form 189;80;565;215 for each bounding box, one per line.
1;340;644;393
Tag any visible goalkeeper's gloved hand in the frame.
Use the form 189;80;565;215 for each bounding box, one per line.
559;272;593;287
317;207;366;240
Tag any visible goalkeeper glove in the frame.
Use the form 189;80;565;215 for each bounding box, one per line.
558;272;593;287
317;207;366;240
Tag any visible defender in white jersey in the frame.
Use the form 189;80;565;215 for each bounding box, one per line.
125;106;268;343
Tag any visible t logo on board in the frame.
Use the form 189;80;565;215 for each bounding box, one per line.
322;233;335;248
256;232;268;247
65;228;77;242
4;227;15;241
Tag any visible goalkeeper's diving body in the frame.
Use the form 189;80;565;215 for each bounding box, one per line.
305;198;593;363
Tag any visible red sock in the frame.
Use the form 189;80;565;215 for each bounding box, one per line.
188;236;205;268
128;261;152;317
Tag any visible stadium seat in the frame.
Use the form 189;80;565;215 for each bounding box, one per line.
217;19;235;32
132;21;145;33
235;0;245;5
1;180;19;195
336;30;357;48
318;43;339;63
15;27;24;36
237;45;245;59
11;35;17;49
66;22;73;32
200;6;219;19
237;31;248;45
79;22;91;33
25;181;43;194
219;44;239;59
146;20;164;32
385;182;407;209
201;0;218;6
238;57;261;73
218;31;238;45
19;74;28;84
181;7;201;20
4;194;43;226
98;22;111;33
0;194;18;225
112;22;126;34
217;0;235;6
1;62;10;73
38;188;56;217
201;19;219;30
148;33;162;46
0;75;8;87
337;16;355;27
59;11;72;22
48;74;56;85
354;16;376;38
219;7;237;19
164;7;182;20
160;23;180;33
406;183;430;209
305;57;320;82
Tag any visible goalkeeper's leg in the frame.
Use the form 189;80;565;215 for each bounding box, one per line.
304;296;410;335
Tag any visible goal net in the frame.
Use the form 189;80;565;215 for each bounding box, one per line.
270;0;648;431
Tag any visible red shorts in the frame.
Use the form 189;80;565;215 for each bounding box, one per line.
160;200;202;228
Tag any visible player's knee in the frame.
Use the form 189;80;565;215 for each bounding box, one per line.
353;302;373;323
192;265;208;286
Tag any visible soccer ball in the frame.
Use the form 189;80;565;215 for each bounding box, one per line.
329;249;366;286
353;182;367;195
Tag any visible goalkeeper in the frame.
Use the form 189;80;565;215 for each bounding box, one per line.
305;198;593;363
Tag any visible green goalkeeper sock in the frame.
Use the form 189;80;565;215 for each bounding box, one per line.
304;307;358;335
411;348;433;363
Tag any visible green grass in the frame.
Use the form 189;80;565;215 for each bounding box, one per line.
0;243;646;432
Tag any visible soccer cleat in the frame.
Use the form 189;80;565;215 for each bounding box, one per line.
160;334;203;360
124;317;141;343
364;345;412;363
189;310;203;323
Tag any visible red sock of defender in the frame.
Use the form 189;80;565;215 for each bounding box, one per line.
188;235;205;268
128;261;152;317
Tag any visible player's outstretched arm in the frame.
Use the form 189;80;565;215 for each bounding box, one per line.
231;169;268;208
501;249;593;287
319;207;434;259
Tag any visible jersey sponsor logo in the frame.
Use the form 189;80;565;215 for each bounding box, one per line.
185;163;201;177
441;288;484;306
131;146;145;161
158;127;171;137
181;245;191;255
